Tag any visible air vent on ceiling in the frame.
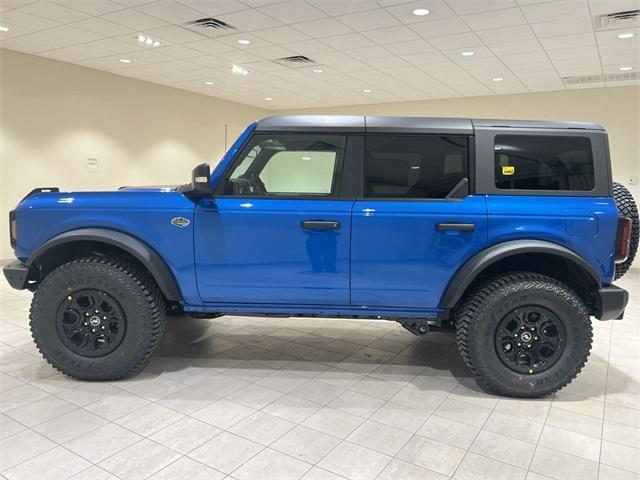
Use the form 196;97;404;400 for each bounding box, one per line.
593;9;640;31
275;55;316;68
183;17;235;37
562;72;640;85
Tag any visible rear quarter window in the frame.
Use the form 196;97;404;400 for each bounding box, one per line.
494;135;594;191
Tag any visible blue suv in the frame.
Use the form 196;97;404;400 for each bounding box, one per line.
4;116;637;397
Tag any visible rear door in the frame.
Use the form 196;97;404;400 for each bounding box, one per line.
195;133;356;305
350;134;488;308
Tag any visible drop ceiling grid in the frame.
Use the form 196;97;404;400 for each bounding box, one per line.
0;0;638;109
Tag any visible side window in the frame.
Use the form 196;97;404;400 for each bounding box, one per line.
364;135;468;199
494;135;594;191
223;134;346;197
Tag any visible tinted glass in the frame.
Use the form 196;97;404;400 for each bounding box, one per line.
364;135;468;198
223;134;345;197
495;135;594;191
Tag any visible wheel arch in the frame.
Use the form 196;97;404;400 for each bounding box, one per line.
27;228;182;302
440;240;601;311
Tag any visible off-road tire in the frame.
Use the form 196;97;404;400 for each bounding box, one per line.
30;256;166;380
613;182;638;280
454;272;592;398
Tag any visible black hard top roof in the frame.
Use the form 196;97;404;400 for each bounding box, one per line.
255;115;605;134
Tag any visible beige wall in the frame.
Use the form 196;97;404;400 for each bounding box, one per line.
276;86;640;200
0;49;266;258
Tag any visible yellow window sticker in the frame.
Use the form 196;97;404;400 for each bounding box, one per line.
502;166;515;176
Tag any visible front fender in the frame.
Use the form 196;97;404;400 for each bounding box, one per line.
28;228;182;301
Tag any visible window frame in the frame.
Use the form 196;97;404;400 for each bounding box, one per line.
360;133;473;202
474;127;611;197
215;132;357;200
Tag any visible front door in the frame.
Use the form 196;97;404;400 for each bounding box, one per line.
350;134;488;308
195;133;353;305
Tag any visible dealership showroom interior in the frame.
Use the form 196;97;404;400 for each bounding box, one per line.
1;0;640;479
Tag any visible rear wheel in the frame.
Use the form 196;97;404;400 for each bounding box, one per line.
613;182;638;280
30;256;166;380
455;272;592;397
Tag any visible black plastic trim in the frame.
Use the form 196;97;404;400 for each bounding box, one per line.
2;260;31;290
439;240;602;309
597;285;628;320
9;210;16;249
27;229;182;301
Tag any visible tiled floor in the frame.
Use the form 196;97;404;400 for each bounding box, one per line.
0;272;638;480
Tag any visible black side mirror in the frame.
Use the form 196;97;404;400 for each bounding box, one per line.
189;163;213;195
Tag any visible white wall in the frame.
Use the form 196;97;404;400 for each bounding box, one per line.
276;86;640;200
0;49;266;258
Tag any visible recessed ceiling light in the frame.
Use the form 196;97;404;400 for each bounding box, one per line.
492;77;504;82
617;32;634;39
152;40;160;47
145;37;153;45
461;51;475;56
363;89;372;93
205;81;214;85
0;25;9;32
119;58;132;64
232;65;249;75
413;8;430;16
137;34;145;42
265;97;273;101
619;66;633;71
237;39;251;45
312;68;323;73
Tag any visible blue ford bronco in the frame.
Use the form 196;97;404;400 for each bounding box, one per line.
4;116;638;397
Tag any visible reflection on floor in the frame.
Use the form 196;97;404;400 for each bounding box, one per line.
0;272;638;480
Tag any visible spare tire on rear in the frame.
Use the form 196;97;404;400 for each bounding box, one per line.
613;182;639;280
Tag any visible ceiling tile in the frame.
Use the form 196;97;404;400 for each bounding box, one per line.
216;49;262;63
540;32;595;50
384;0;457;23
402;50;450;66
259;0;327;23
184;38;235;55
181;0;248;16
361;25;420;44
217;8;282;31
0;9;59;30
409;16;470;38
143;24;206;43
71;17;134;37
248;44;295;59
530;17;593;38
306;0;378;16
135;0;206;24
595;27;640;45
476;25;536;44
428;31;483;49
253;25;310;44
50;0;124;16
384;39;435;55
155;44;203;58
101;9;168;31
18;0;89;22
292;17;352;38
337;8;400;31
589;0;640;16
521;0;590;23
462;7;527;31
488;38;543;55
446;0;517;15
321;32;375;49
343;44;394;60
216;32;270;47
1;36;48;52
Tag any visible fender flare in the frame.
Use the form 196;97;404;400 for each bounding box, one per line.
27;228;182;302
439;240;601;309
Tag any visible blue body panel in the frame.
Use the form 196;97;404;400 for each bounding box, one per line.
194;198;353;305
351;196;488;308
14;190;201;304
485;195;617;284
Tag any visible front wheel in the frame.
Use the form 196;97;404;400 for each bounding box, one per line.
30;256;166;381
454;272;592;398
